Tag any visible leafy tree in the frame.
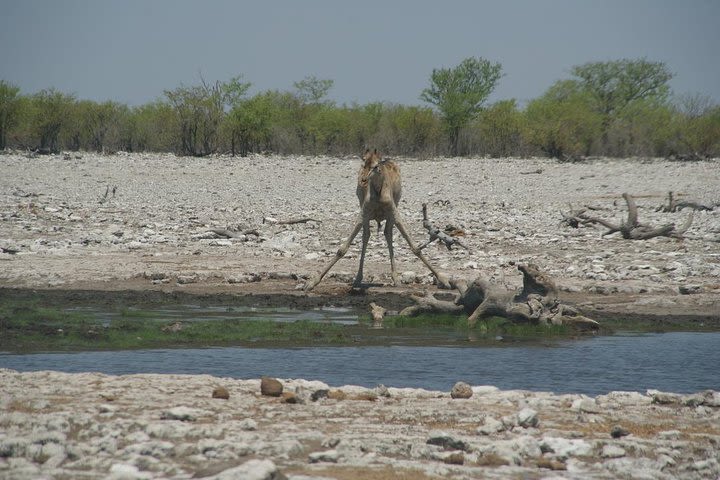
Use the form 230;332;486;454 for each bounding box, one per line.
524;80;602;159
293;76;334;104
114;104;134;152
130;101;177;152
0;80;21;150
671;94;720;158
335;102;379;152
29;88;76;152
570;58;673;148
64;99;92;150
476;99;524;157
606;99;674;157
221;75;252;109
421;57;502;156
165;76;249;156
372;104;441;156
90;101;125;152
223;91;279;156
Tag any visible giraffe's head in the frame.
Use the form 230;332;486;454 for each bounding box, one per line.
361;148;382;170
361;148;386;182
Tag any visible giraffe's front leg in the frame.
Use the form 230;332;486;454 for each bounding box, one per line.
384;219;399;286
353;220;371;287
305;218;363;291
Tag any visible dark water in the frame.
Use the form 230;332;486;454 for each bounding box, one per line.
2;332;719;396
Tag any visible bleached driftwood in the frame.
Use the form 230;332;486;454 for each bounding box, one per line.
399;263;598;330
418;203;471;252
263;216;321;225
656;191;715;213
369;302;387;328
211;227;260;238
578;193;693;240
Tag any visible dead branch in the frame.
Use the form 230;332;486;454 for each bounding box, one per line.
99;185;117;204
560;202;613;229
559;206;587;228
418;203;471;252
369;302;387;327
581;193;693;240
211;228;259;238
399;290;464;317
656;191;715;212
519;168;543;175
263;216;320;225
513;263;557;303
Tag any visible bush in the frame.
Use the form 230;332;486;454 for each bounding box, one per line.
0;80;21;150
28;88;76;152
523;81;602;158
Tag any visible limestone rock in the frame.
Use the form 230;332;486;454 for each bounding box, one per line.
204;459;285;480
426;432;470;452
477;416;505;435
649;390;682;405
160;406;204;422
450;381;473;399
601;444;626;458
239;418;258;431
517;408;539;428
308;449;340;463
572;397;601;413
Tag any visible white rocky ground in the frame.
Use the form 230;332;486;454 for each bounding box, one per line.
1;152;719;316
1;153;720;479
1;369;719;480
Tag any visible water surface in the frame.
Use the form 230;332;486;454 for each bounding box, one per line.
3;332;718;396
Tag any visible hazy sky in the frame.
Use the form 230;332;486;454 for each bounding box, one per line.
2;0;719;107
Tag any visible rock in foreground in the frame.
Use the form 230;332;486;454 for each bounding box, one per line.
0;369;718;479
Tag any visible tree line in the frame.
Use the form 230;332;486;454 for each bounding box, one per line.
1;57;718;159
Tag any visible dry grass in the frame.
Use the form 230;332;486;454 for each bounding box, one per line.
286;466;442;480
5;399;38;413
548;410;720;439
476;453;510;467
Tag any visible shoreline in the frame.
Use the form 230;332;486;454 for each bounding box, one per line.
2;152;719;323
3;283;719;326
1;369;718;479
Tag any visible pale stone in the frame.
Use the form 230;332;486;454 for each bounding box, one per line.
450;382;473;399
517;408;539;428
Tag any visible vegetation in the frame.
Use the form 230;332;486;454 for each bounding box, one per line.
420;57;503;156
1;300;583;353
1;56;718;158
0;300;351;351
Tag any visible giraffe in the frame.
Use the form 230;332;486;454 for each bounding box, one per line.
304;149;450;290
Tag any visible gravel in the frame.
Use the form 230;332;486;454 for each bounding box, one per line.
1;151;719;316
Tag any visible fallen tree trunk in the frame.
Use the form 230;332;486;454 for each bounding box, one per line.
398;263;599;330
